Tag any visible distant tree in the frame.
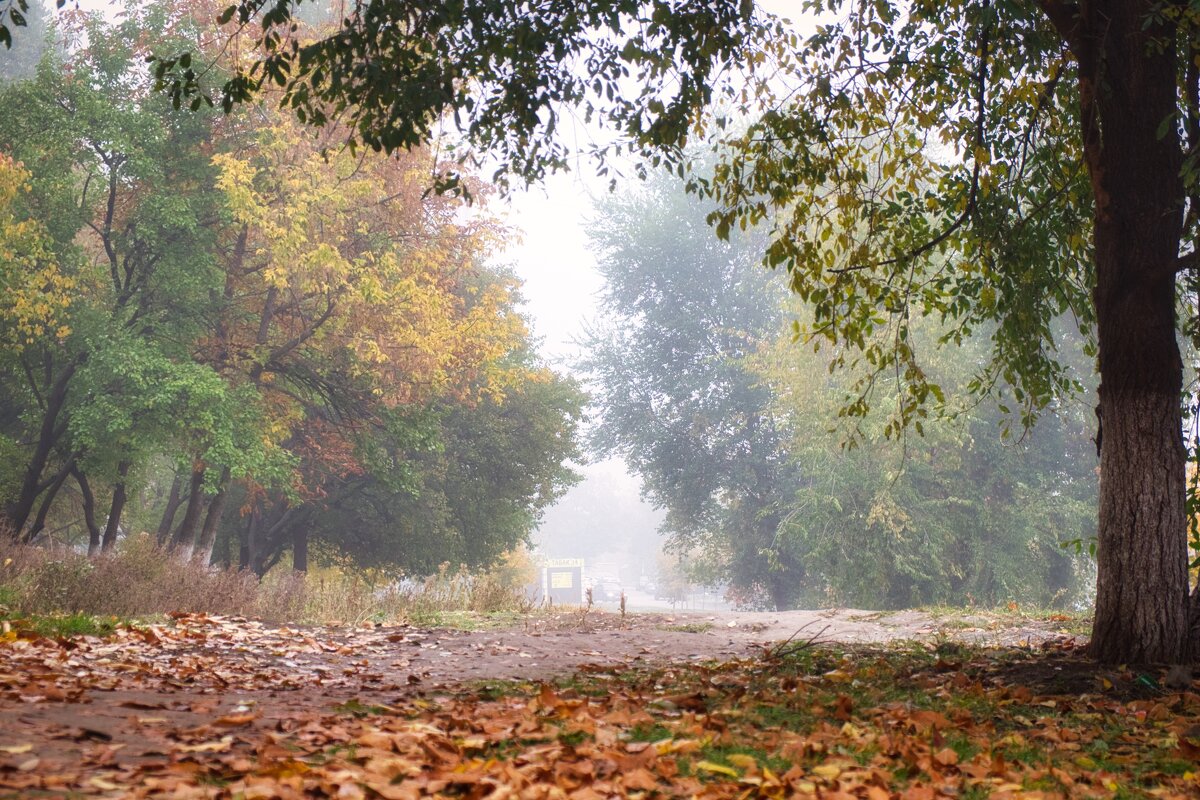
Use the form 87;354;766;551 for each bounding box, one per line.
0;4;585;578
287;349;585;574
0;0;50;83
0;5;246;548
581;170;805;610
757;315;1097;609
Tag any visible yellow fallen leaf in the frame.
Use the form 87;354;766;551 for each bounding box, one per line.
727;753;758;770
696;760;740;778
812;763;842;780
177;736;233;753
0;744;32;754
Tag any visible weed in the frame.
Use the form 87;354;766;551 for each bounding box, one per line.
626;723;673;743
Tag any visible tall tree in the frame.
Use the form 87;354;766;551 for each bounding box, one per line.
75;0;1200;659
582;170;804;610
689;1;1199;662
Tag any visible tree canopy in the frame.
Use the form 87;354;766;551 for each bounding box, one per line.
585;170;1097;612
0;1;582;578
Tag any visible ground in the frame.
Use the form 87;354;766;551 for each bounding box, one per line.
0;608;1195;798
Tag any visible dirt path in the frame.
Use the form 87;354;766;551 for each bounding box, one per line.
0;608;1082;796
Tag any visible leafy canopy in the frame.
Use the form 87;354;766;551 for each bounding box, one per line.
694;1;1093;438
151;0;758;194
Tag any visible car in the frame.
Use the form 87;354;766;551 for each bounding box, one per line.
593;581;622;602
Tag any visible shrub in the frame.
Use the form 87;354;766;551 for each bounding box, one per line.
0;538;536;626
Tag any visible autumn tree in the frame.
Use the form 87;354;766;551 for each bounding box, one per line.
0;5;253;549
195;111;540;571
0;4;583;577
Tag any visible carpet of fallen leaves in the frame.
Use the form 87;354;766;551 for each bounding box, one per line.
0;613;1196;798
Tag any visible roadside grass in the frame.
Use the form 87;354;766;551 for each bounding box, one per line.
916;604;1093;636
319;641;1199;799
657;621;715;634
0;538;536;628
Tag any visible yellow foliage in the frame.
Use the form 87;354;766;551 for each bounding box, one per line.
0;154;73;351
207;114;530;459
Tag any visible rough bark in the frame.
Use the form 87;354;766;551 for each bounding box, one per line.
192;468;231;567
73;468;101;557
170;467;207;559
155;475;184;545
101;461;131;552
1068;1;1191;662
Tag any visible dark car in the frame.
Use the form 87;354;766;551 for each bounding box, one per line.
593;581;622;602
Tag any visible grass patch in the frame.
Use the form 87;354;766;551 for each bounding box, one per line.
696;743;791;775
19;612;124;638
657;622;714;634
626;723;673;743
557;729;590;747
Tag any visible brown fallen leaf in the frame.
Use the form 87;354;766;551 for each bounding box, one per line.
214;712;258;726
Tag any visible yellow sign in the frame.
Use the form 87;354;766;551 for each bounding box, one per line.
550;571;574;588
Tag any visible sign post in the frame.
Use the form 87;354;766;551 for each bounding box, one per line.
542;558;584;605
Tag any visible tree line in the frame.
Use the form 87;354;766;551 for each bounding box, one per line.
584;171;1097;612
0;1;583;574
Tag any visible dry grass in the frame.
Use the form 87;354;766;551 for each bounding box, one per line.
0;536;536;627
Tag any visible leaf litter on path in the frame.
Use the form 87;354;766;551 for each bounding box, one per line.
0;610;1194;798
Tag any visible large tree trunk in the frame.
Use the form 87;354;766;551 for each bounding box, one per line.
170;467;207;559
1070;1;1190;662
101;461;131;552
4;362;76;535
155;474;184;545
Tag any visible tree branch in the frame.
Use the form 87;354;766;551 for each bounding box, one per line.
1035;0;1082;54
